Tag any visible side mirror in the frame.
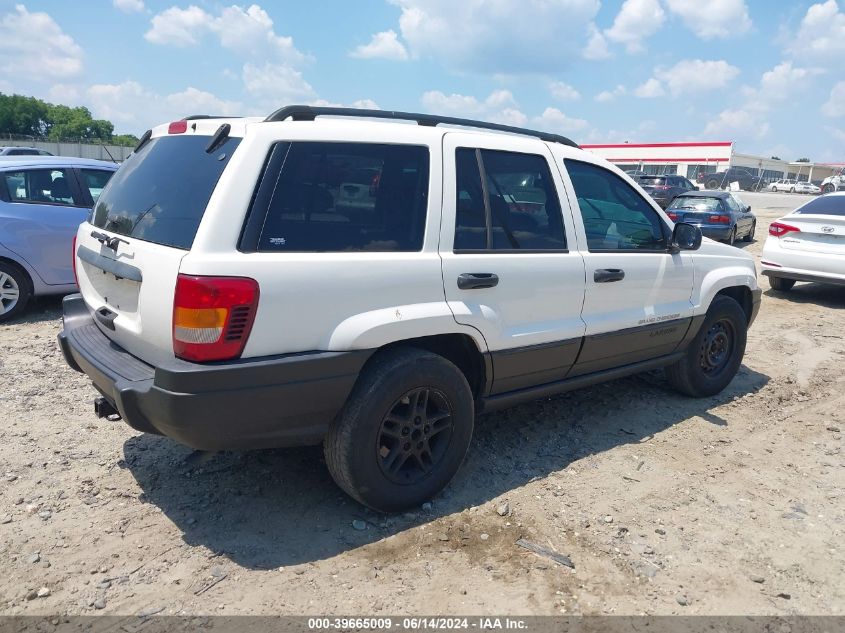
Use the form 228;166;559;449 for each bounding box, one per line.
746;205;752;212
670;222;702;252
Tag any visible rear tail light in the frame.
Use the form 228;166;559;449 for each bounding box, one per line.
667;211;678;221
173;275;259;362
168;120;188;134
769;222;800;237
709;215;731;224
71;234;78;286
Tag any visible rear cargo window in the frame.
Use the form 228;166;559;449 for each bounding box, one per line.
256;142;429;252
91;135;240;250
639;177;666;185
794;196;845;216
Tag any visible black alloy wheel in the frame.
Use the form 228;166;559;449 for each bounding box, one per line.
377;387;454;485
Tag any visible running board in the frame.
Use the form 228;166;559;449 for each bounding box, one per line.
478;352;684;413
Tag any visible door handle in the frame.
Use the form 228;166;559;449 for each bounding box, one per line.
594;268;625;283
457;273;499;290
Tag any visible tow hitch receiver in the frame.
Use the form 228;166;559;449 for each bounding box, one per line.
94;397;120;419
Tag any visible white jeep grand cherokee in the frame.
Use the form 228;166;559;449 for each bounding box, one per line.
59;106;761;512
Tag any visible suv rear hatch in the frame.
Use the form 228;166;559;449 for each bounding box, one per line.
73;121;242;362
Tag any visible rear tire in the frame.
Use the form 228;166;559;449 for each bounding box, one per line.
823;184;835;194
726;227;737;246
324;347;474;512
666;296;747;398
769;276;796;292
705;178;719;190
0;261;31;324
742;221;755;242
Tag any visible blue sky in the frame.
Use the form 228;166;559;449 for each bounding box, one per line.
1;0;843;161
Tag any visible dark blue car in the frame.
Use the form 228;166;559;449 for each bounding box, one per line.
666;190;756;246
0;156;118;321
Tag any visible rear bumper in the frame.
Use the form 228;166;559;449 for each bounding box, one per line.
696;225;734;241
762;269;845;287
58;294;371;450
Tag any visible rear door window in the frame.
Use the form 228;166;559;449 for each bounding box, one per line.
1;168;83;206
454;148;566;251
79;169;115;203
256;142;430;252
91;135;240;250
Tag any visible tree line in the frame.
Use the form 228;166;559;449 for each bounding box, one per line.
0;93;138;147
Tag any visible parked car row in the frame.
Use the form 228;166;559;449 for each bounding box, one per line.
768;179;821;194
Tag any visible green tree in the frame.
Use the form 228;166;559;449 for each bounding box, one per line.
795;157;811;162
770;156;781;160
0;93;49;137
0;92;133;145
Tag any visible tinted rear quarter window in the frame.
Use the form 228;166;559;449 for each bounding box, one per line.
795;196;845;216
257;142;430;252
92;135;240;249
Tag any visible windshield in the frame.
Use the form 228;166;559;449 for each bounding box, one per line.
668;196;723;212
91;134;240;250
794;196;845;216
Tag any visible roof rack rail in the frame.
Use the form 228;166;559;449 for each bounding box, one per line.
181;115;243;121
264;105;579;148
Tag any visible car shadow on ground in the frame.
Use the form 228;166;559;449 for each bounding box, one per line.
764;283;845;309
122;364;769;571
6;295;64;325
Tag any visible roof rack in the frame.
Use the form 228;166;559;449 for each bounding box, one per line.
263;105;579;148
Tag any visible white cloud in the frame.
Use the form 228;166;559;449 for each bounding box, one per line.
701;61;817;142
0;4;84;79
787;0;845;63
755;61;819;102
822;81;845;117
665;59;740;96
664;0;751;39
164;87;242;117
391;0;600;73
604;0;665;53
145;4;307;64
241;62;316;103
421;89;528;126
144;5;209;46
582;23;611;59
113;0;145;13
86;81;243;130
703;107;769;139
594;85;626;102
351;30;408;60
534;107;589;135
550;81;580;101
351;99;381;110
633;78;664;98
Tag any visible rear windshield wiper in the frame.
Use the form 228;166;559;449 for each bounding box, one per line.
205;123;231;154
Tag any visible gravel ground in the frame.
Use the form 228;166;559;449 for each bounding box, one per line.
0;191;842;616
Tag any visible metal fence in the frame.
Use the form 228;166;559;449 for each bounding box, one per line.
0;135;133;161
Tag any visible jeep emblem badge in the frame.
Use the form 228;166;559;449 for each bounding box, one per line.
822;226;834;233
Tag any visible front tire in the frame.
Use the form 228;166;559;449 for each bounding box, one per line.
666;296;747;398
823;184;835;194
0;261;31;324
769;276;796;292
324;347;474;512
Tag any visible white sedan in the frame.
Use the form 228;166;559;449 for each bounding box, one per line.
793;181;821;194
761;192;845;291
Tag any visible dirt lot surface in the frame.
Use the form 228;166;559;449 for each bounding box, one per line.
1;191;843;616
